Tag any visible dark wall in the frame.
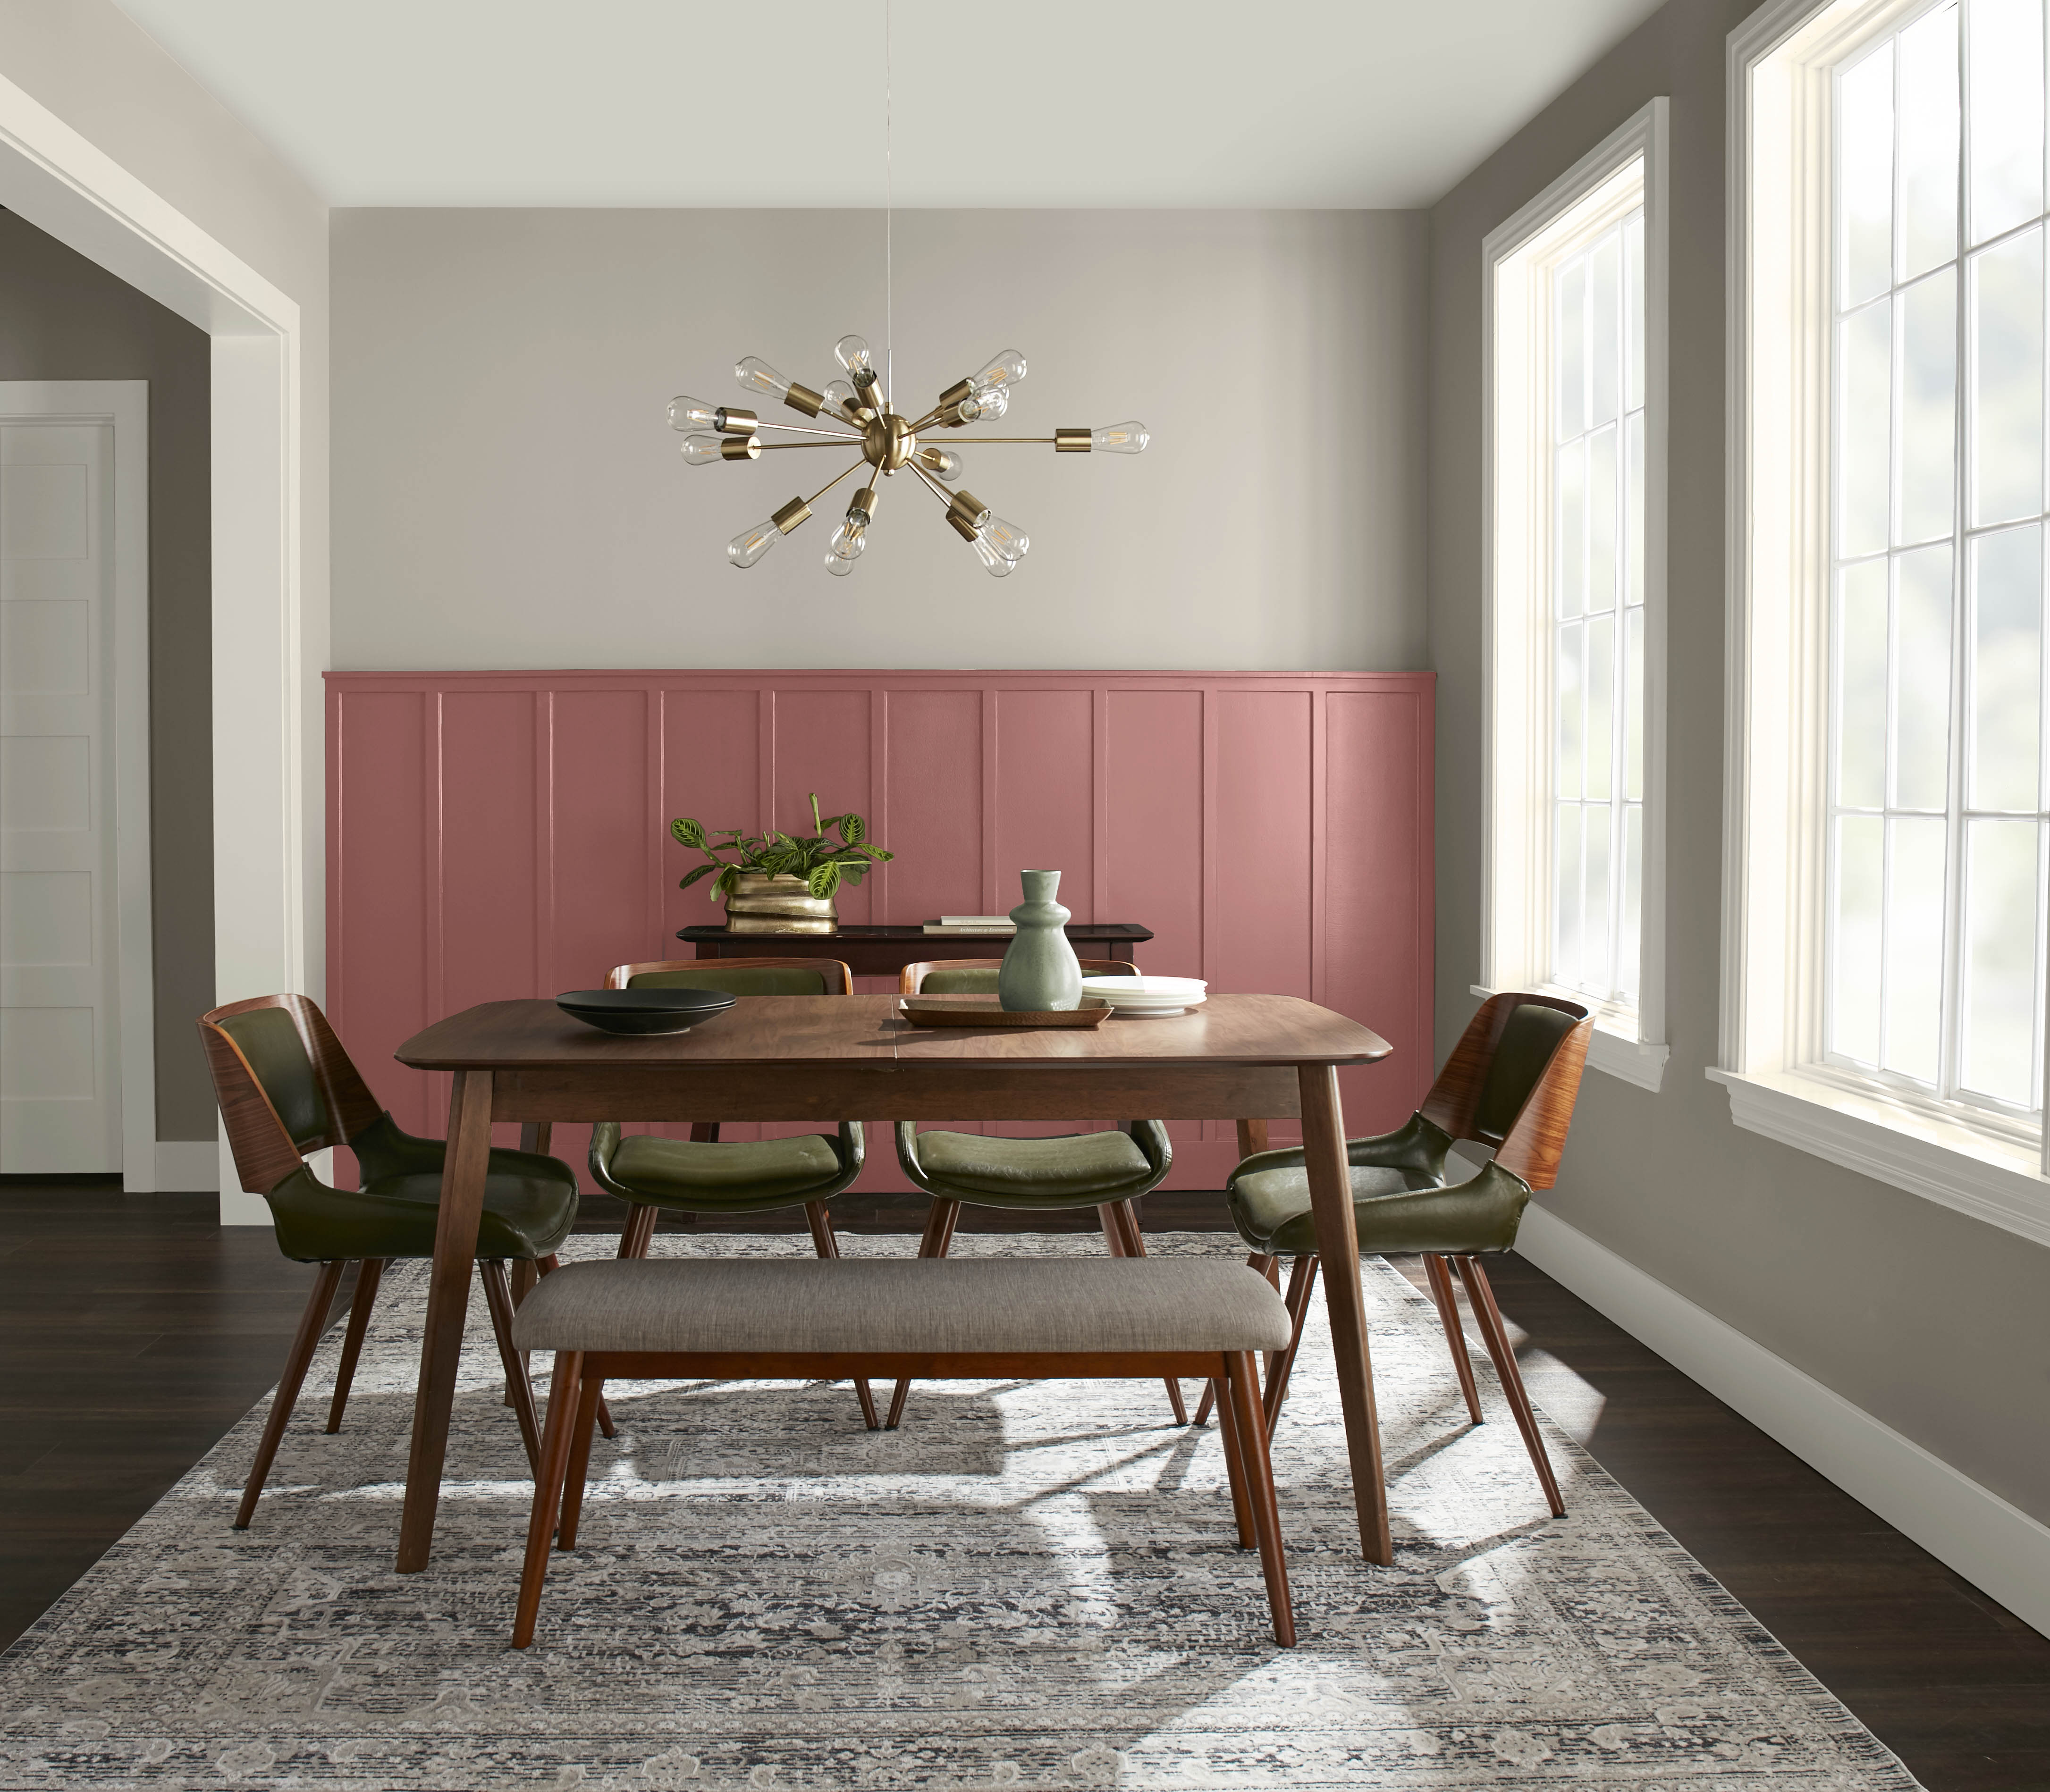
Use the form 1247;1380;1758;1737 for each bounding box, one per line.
0;206;215;1142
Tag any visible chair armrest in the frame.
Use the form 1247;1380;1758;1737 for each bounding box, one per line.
837;1119;866;1174
1126;1119;1173;1180
587;1120;626;1197
1225;1112;1454;1188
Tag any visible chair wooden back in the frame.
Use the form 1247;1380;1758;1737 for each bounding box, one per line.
606;956;853;995
196;994;383;1196
900;959;1140;994
1416;992;1594;1191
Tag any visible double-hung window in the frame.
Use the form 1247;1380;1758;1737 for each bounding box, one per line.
1484;101;1670;1090
1728;0;2050;1243
1829;0;2048;1127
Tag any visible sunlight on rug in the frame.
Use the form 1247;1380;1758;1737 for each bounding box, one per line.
0;1232;1922;1789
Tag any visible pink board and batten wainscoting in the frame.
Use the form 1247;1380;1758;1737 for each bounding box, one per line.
323;669;1434;1194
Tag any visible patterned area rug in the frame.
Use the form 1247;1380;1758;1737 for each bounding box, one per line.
0;1232;1920;1790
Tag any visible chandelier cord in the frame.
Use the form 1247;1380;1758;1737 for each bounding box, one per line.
884;0;893;404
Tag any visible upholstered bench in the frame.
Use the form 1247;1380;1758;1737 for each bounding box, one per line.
509;1256;1298;1647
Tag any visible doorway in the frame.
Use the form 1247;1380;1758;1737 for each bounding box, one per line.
0;76;313;1218
0;382;152;1174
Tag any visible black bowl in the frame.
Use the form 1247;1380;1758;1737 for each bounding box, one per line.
556;987;738;1035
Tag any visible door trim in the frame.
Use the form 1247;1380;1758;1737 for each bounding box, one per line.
0;73;310;1220
0;382;153;1184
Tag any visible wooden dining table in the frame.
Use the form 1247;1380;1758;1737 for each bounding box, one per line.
391;992;1395;1575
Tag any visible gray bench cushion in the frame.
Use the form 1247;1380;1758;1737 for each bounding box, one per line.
512;1257;1292;1356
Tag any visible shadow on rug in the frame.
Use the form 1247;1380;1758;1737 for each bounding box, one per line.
0;1232;1921;1789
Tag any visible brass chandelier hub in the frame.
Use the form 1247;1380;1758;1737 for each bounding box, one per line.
864;411;916;473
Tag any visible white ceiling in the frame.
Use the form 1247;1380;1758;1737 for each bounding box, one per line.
111;0;1666;210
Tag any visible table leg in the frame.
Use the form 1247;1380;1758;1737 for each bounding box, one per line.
1235;1119;1270;1161
1298;1062;1392;1565
397;1067;495;1573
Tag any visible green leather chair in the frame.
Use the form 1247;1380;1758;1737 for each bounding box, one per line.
1195;992;1592;1519
888;958;1186;1430
197;993;584;1529
585;957;877;1429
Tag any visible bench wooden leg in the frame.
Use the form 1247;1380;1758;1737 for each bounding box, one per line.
237;1259;346;1530
1211;1359;1257;1550
1425;1252;1484;1425
556;1373;607;1550
514;1350;583;1648
1223;1349;1297;1647
804;1201;880;1430
480;1259;543;1475
536;1254;614;1439
325;1257;385;1433
885;1198;961;1429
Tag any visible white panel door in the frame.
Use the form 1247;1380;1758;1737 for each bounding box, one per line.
0;420;120;1171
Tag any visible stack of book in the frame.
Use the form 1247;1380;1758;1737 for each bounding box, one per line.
920;914;1017;935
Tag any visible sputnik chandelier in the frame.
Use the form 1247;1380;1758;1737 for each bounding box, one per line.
667;348;1148;578
662;0;1147;578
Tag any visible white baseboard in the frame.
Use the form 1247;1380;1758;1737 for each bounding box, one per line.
152;1140;219;1192
1517;1201;2050;1641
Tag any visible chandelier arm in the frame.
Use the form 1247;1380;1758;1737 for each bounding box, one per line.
756;439;873;450
903;458;959;507
904;404;954;435
941;437;1057;445
803;459;869;508
751;421;864;440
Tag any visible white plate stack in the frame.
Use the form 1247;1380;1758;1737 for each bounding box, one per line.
1080;975;1210;1017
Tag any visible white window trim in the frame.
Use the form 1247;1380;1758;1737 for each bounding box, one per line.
1481;98;1672;1093
1721;0;2050;1245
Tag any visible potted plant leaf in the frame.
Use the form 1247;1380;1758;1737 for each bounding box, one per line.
671;793;892;934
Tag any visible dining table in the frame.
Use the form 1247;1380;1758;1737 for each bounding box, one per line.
390;991;1396;1574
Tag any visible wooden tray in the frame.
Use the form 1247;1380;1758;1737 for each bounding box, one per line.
897;995;1113;1029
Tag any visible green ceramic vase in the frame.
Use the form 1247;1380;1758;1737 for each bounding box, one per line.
997;868;1084;1011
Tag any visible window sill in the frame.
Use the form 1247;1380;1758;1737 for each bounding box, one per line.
1471;985;1670;1091
1705;1066;2050;1249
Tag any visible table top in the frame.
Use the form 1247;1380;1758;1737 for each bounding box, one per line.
395;993;1390;1073
677;922;1155;942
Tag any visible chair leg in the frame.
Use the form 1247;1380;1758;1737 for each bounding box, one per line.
324;1257;385;1433
502;1257;539;1408
1193;1252;1274;1427
1102;1200;1188;1425
236;1259;347;1529
556;1373;607;1550
480;1260;543;1474
1453;1255;1565;1518
536;1255;614;1439
1425;1252;1485;1425
885;1198;962;1429
804;1200;879;1430
513;1350;583;1649
1223;1349;1297;1648
1261;1254;1321;1434
618;1203;659;1261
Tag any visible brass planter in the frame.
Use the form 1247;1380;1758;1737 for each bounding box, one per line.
723;871;838;935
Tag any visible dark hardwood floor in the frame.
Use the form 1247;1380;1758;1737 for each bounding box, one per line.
2;1178;2044;1788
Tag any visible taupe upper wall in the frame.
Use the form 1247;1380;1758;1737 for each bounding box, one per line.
1426;0;2050;1522
330;208;1428;673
